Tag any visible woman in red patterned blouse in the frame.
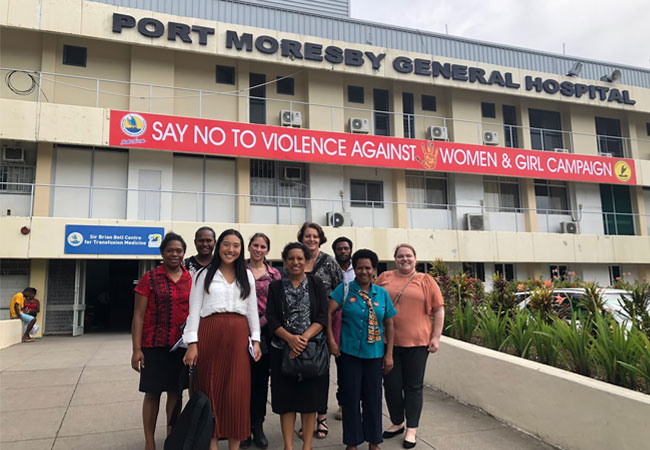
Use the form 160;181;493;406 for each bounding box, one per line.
131;232;192;450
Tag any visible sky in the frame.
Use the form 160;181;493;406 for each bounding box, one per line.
350;0;650;69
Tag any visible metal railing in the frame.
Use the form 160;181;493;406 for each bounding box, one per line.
2;181;648;236
3;67;650;160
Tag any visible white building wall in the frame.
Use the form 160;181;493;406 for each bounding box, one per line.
574;182;604;235
1;194;31;217
91;150;128;219
51;147;92;218
450;173;483;230
205;158;237;223
127;149;173;221
172;156;203;222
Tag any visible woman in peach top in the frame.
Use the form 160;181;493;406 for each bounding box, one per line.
374;244;444;449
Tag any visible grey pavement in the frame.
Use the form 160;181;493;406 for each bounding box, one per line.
0;334;556;450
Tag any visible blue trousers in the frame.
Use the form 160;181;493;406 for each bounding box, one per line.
339;352;383;446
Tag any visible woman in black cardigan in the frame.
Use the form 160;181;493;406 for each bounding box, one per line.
266;242;329;450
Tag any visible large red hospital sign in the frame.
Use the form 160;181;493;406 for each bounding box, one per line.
109;110;636;185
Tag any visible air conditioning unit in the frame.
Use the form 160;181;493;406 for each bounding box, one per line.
465;213;485;231
554;148;569;153
280;110;302;127
349;117;370;134
483;131;499;145
427;126;448;140
599;152;613;157
561;221;578;234
326;211;351;228
2;146;24;162
282;166;302;181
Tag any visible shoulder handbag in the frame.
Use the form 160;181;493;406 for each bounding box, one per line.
280;277;330;381
392;271;418;306
164;365;215;450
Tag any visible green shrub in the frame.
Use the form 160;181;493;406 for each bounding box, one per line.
488;273;518;316
618;330;650;392
617;281;650;338
477;306;510;351
591;312;640;389
508;308;534;358
553;315;593;377
528;285;556;322
450;301;479;342
531;317;560;366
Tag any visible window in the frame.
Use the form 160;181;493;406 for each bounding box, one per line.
550;264;568;281
406;171;447;209
249;73;266;124
529;108;563;150
494;263;515;281
484;176;521;212
348;86;364;103
351;180;383;208
421;95;436;112
276;76;294;95
481;102;496;118
62;45;87;67
646;123;650;136
403;92;415;138
416;262;433;274
503;105;519;148
250;160;307;206
0;164;35;193
216;65;235;85
462;262;485;282
600;184;635;235
534;180;569;213
373;89;390;136
609;265;622;285
595;117;623;157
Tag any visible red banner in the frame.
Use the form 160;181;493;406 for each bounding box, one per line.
109;110;636;185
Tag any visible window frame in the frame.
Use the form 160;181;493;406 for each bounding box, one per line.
250;159;307;207
62;45;87;67
462;262;485;282
347;85;364;104
534;179;569;214
405;171;447;209
481;102;496;118
421;94;436;112
483;176;522;213
276;76;295;95
494;263;515;281
350;179;384;208
215;65;236;85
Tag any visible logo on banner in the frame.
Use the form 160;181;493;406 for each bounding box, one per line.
614;161;632;182
67;231;84;247
416;142;439;170
147;233;162;248
120;113;147;137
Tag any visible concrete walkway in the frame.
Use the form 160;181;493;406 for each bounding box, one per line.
0;334;556;450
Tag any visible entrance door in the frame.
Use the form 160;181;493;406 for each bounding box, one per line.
72;260;86;336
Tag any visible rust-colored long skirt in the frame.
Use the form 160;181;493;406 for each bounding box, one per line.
196;313;250;440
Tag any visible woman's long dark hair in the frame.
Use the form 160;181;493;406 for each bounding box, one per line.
202;229;251;299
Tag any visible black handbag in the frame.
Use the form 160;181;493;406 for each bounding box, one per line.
164;365;215;450
281;333;329;381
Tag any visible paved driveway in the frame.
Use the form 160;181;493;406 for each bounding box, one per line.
0;334;555;449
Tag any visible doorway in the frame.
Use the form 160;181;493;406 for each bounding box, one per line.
84;260;140;332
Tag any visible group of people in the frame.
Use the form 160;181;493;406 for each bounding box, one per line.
130;222;445;450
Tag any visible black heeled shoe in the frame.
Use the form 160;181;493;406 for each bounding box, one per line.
240;436;252;449
382;426;405;439
402;438;416;449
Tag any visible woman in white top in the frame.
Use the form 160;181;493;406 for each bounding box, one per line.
184;229;262;450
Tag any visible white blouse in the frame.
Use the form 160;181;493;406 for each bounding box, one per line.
183;268;260;344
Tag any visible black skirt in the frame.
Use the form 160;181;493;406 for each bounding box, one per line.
139;347;187;394
270;346;329;414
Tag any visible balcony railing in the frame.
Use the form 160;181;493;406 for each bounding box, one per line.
1;182;648;236
2;67;650;160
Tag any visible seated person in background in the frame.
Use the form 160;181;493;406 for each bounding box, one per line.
10;287;39;342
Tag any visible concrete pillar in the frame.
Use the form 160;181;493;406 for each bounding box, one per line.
307;70;344;132
392;169;408;228
40;35;57;102
566;105;596;155
29;259;48;338
237;60;249;122
625;113;640;159
33;143;53;217
630;185;647;236
518;101;532;150
391;83;404;138
448;90;481;145
236;158;250;223
521;178;538;232
129;47;175;113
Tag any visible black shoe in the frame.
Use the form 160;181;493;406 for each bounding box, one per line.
402;439;416;449
252;422;268;449
382;426;405;439
240;436;252;449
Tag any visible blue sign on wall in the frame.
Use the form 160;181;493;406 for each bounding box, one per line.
64;225;164;255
